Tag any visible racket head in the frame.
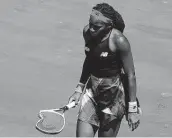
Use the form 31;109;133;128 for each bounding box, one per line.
35;101;76;134
36;109;65;134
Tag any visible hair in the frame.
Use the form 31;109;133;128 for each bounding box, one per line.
93;3;125;33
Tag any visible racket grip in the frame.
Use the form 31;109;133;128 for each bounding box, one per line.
66;101;76;109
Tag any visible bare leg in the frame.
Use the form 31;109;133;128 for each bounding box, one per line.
98;119;121;137
76;120;98;137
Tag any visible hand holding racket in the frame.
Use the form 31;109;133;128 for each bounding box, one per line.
36;101;76;134
68;82;86;105
68;92;82;106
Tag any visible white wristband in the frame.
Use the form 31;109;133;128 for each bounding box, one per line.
128;101;137;113
75;87;82;93
77;82;85;88
75;82;85;93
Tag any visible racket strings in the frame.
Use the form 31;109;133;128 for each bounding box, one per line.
38;119;57;131
37;111;65;133
36;102;76;134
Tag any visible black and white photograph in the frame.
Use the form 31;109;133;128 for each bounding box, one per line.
0;0;171;137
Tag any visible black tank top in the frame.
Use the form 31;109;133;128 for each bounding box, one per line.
85;30;122;78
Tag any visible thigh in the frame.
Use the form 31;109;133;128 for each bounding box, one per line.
77;91;99;137
98;117;122;137
78;90;99;127
76;120;98;137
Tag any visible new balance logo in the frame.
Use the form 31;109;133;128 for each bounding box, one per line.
100;52;108;57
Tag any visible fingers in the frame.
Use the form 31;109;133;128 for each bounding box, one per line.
128;119;132;130
128;119;140;131
128;111;141;131
68;97;75;104
68;93;77;103
131;121;139;131
68;97;79;107
68;98;77;108
68;92;82;108
135;120;140;129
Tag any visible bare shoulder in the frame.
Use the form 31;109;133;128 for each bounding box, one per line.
83;24;89;34
110;29;131;52
83;24;89;40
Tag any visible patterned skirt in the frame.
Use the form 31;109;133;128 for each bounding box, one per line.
78;74;126;127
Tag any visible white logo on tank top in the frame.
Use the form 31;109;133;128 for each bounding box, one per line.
100;52;108;57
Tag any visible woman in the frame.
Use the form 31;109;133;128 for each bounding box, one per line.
69;3;141;137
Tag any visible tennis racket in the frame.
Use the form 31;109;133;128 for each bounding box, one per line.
35;101;76;134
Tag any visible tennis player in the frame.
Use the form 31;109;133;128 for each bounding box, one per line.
69;3;141;137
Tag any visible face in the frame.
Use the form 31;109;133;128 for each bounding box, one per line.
89;10;113;38
89;17;105;33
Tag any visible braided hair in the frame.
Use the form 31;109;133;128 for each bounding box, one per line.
93;3;125;33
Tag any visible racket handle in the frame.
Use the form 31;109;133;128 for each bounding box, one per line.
66;101;76;109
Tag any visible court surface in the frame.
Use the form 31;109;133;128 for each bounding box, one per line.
0;0;172;137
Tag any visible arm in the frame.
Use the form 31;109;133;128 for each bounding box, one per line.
75;56;91;93
68;25;91;104
77;25;92;91
112;31;140;131
115;34;137;103
79;56;91;84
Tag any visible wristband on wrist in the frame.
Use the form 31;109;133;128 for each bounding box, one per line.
75;90;82;94
128;101;137;113
75;82;85;94
76;82;85;88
